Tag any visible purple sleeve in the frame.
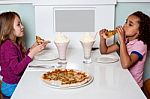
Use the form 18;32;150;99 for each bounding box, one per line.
6;44;32;75
26;48;30;55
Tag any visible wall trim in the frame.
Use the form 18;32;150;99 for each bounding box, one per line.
0;0;33;4
117;0;150;2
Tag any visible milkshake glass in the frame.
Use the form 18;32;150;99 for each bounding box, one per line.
80;40;95;64
54;41;69;64
54;32;70;64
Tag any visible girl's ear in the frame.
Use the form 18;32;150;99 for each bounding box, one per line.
136;31;140;38
137;31;140;35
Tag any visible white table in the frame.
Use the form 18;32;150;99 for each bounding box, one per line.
11;49;146;99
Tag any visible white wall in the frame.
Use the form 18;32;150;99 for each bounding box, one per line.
34;0;116;49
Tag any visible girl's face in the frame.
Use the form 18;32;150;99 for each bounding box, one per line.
123;15;140;38
13;15;24;37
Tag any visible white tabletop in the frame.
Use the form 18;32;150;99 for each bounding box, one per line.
11;49;146;99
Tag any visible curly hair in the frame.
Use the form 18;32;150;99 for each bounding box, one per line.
130;11;150;50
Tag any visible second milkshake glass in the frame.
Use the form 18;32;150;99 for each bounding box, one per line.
80;40;95;64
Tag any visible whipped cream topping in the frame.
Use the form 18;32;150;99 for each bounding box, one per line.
55;32;70;43
80;32;95;42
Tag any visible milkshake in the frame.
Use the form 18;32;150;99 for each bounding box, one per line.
54;32;70;64
80;32;95;64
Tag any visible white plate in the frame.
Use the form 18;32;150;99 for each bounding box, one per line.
96;55;119;63
47;76;93;89
34;50;58;61
42;69;94;89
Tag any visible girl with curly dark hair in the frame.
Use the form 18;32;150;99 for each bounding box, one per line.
99;11;150;88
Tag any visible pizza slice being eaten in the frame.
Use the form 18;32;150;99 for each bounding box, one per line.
103;30;116;39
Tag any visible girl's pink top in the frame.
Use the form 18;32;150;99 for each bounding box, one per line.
127;39;147;87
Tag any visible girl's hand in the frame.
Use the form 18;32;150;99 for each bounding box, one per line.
28;42;48;59
30;42;38;49
99;29;108;40
115;26;125;43
30;40;50;51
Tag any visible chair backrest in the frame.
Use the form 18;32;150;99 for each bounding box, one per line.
144;51;150;80
0;80;3;99
143;78;150;98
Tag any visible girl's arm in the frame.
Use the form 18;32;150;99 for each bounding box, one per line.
120;41;139;69
99;29;119;54
9;41;48;75
6;44;32;75
117;27;139;69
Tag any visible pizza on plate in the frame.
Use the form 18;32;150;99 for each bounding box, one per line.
42;69;92;88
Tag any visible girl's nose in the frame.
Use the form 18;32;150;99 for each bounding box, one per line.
21;24;24;29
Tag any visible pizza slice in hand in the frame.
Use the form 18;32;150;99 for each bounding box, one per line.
36;36;50;45
36;36;44;45
103;30;116;39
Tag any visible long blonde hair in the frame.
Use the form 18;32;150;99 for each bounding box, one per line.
0;11;26;53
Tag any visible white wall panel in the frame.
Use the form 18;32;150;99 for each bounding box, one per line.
35;5;115;49
34;0;116;5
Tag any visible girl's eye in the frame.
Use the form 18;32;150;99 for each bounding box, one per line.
17;22;20;26
17;21;22;26
129;23;132;26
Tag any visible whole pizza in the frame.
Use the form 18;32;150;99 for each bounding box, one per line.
42;69;93;88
